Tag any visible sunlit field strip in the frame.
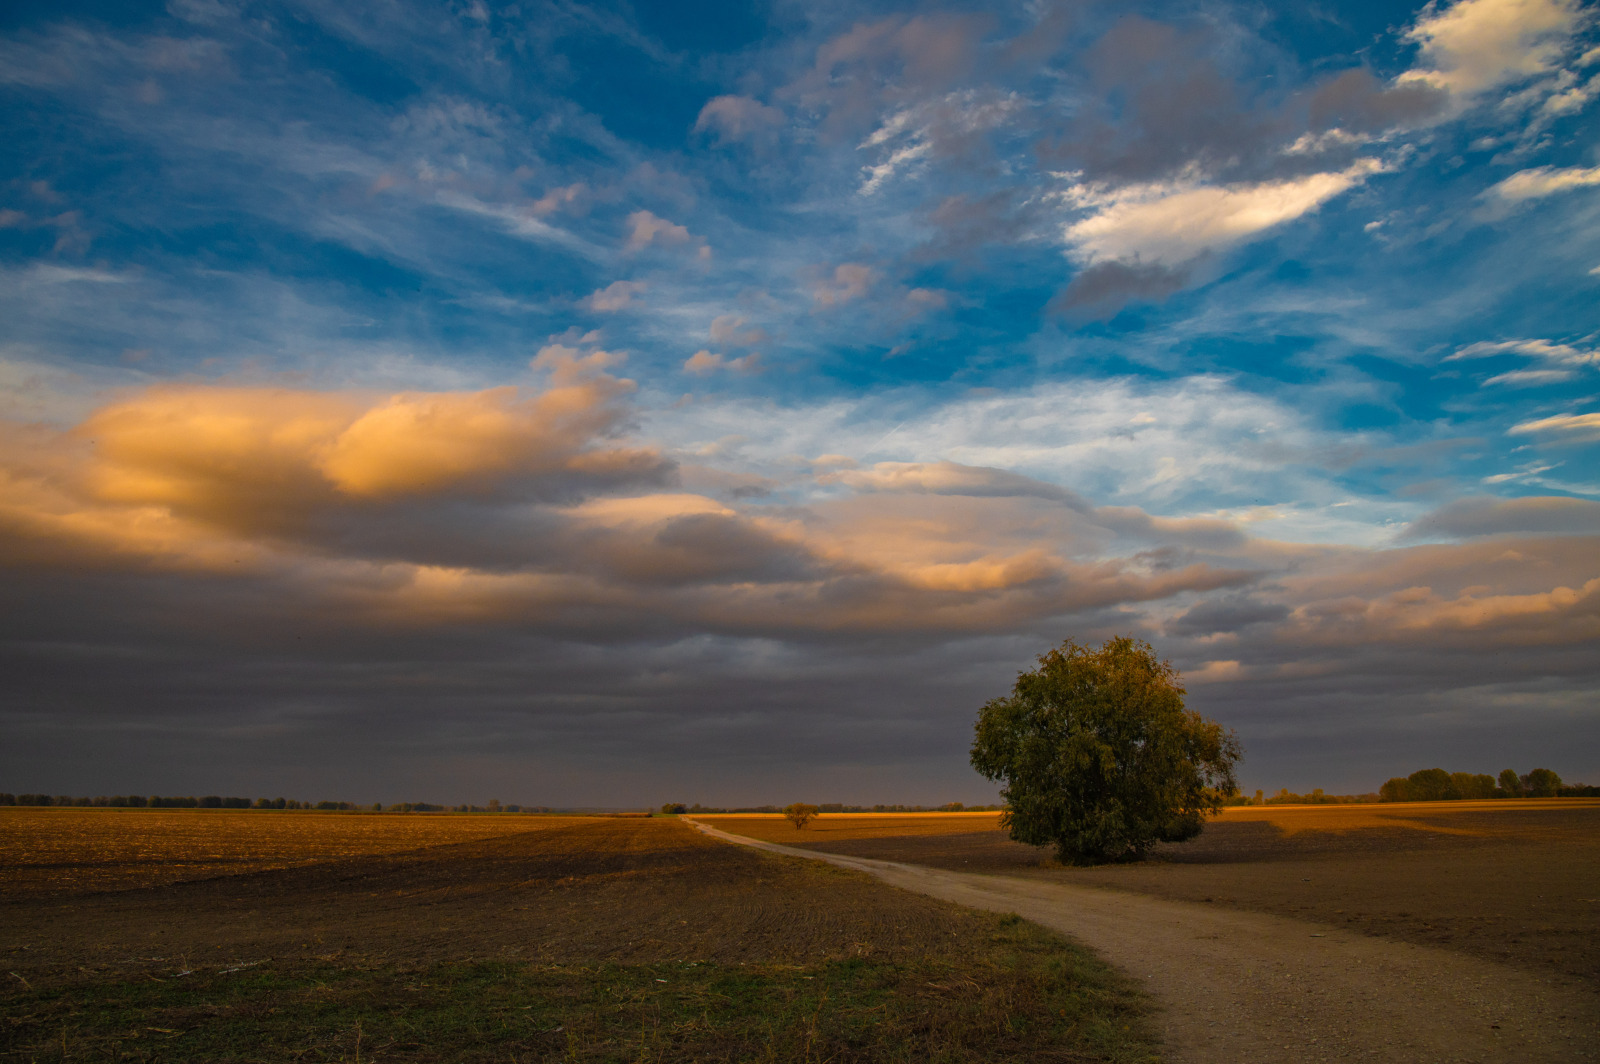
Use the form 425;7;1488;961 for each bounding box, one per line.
697;798;1600;844
0;808;600;897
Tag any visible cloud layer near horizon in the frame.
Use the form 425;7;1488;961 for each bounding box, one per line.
3;368;1596;801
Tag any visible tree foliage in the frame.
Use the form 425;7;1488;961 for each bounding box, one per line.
1524;767;1563;797
783;802;818;830
969;636;1240;866
1379;766;1565;801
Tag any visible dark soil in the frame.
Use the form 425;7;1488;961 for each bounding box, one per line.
703;802;1600;984
0;816;1160;1064
5;817;1024;987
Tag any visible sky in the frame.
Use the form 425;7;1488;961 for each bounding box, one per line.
1;0;1597;807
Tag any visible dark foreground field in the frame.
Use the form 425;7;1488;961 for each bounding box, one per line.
702;800;1600;984
0;812;1157;1063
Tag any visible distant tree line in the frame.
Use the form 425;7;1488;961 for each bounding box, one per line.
0;794;556;812
0;794;366;809
1227;788;1381;806
658;801;1002;815
1378;767;1597;801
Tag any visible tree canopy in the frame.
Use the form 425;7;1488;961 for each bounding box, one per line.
783;802;818;830
970;636;1240;865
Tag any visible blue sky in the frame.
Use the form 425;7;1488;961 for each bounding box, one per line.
1;0;1598;805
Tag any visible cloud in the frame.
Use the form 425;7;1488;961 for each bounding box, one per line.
1169;594;1291;636
1448;338;1597;362
1484;368;1576;385
1404;495;1600;538
1485;165;1600;202
529;183;586;216
708;314;766;347
6;0;1600;804
1400;0;1587;97
694;95;784;142
55;366;663;545
22;265;132;285
584;280;646;312
1050;260;1190;317
684;350;761;375
434;192;601;258
785;15;987;139
1508;411;1600;441
856;89;1023;195
819;460;1087;506
624;210;693;251
1446;337;1598;385
1306;68;1447;133
1036;17;1285;185
1060;161;1383;266
812;263;876;307
1291;572;1600;644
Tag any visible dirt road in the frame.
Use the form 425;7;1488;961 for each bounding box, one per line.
688;819;1600;1064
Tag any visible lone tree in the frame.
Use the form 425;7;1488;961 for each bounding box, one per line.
783;802;818;830
970;636;1240;865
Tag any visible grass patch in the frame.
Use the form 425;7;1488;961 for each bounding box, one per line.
2;915;1157;1063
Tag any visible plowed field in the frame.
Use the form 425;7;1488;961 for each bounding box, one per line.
699;800;1600;982
0;808;591;898
0;813;1158;1063
4;816;1021;983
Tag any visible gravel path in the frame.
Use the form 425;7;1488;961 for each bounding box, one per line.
688;820;1599;1064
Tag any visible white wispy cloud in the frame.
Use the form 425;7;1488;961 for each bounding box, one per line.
1059;161;1384;266
434;191;602;258
1508;411;1600;439
1448;337;1598;385
1486;164;1600;202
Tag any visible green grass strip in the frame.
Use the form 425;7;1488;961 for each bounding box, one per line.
3;917;1158;1063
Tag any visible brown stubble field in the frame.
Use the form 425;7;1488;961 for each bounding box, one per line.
2;813;998;982
699;799;1600;984
0;809;596;898
0;811;1158;1063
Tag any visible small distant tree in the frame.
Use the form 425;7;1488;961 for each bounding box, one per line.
1498;769;1524;797
970;636;1240;865
660;803;687;815
784;802;818;830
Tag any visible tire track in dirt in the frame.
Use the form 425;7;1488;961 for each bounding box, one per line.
687;819;1600;1064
